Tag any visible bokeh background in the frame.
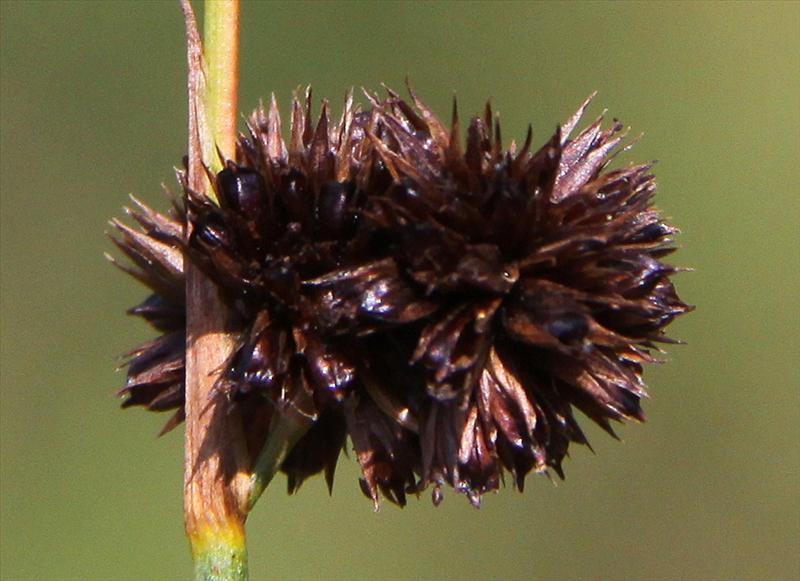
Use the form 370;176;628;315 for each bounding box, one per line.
1;1;798;580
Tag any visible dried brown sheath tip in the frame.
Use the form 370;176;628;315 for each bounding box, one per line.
112;88;691;508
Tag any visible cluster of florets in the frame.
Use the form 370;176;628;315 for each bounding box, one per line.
111;86;690;507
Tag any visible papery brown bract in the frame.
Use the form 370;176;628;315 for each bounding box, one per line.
109;195;187;436
111;86;691;508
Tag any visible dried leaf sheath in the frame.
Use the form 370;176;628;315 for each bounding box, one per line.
111;88;691;507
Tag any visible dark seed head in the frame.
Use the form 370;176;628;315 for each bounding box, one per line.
112;87;691;508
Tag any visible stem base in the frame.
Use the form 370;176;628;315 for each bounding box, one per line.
190;523;248;581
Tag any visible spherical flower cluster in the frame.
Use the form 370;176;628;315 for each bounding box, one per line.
111;86;690;507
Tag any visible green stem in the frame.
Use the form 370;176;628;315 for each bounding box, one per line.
191;524;248;581
181;1;247;580
203;0;240;172
248;414;311;511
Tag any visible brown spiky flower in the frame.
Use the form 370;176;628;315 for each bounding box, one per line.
111;86;691;507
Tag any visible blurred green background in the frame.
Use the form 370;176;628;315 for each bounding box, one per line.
1;1;798;580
